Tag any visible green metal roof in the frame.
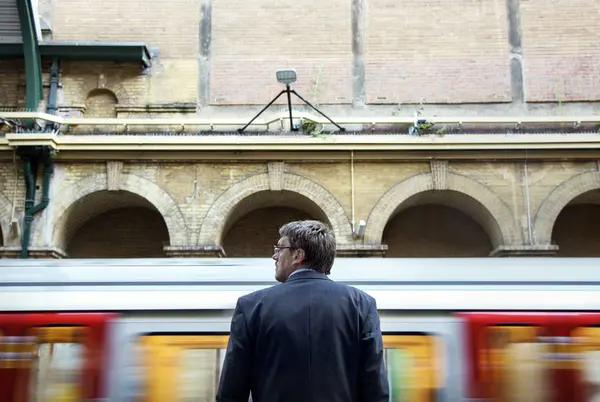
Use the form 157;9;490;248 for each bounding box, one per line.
0;41;153;67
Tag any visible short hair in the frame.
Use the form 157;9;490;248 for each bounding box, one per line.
279;220;336;274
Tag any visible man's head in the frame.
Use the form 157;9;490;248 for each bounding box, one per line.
272;220;336;282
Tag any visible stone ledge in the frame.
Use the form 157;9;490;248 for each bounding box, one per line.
336;244;388;258
490;244;559;257
116;103;197;115
164;245;226;258
0;246;67;259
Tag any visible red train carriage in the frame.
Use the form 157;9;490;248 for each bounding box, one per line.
459;312;600;402
2;257;600;401
0;313;116;402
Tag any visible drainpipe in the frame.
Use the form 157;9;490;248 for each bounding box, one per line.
18;59;59;258
20;147;53;259
47;58;60;116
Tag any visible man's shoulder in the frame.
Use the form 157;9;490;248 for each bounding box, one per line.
237;277;375;307
236;284;279;305
327;279;372;296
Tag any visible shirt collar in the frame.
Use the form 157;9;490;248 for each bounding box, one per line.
288;268;313;278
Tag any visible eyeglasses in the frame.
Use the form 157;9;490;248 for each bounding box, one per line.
273;246;295;254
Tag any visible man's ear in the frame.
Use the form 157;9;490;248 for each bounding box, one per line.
293;248;305;264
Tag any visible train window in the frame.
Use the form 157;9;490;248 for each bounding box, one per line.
139;335;230;402
139;334;441;402
383;334;442;402
571;327;600;402
483;326;551;402
26;326;86;402
0;332;36;369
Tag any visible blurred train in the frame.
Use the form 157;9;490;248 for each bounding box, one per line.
1;257;600;402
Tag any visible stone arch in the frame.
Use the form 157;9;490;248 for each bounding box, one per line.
364;172;520;248
0;192;14;246
47;173;188;250
533;170;600;245
198;173;351;246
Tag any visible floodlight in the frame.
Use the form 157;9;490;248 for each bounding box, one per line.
353;220;366;238
238;69;345;133
276;69;297;85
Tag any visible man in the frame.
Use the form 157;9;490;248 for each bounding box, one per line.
217;220;389;402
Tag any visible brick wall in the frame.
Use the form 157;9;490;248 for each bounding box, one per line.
210;0;353;105
26;0;600;108
0;60;25;108
59;61;147;107
222;207;313;257
383;204;493;257
53;0;199;58
85;89;118;118
0;162;25;247
366;0;511;104
52;0;200;105
521;0;600;101
67;207;169;258
552;204;600;257
0;159;591;258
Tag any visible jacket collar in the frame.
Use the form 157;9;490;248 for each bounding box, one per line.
286;269;330;282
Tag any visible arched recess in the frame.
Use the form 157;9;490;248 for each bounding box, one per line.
47;173;188;251
222;191;330;257
364;172;520;248
61;193;170;258
85;88;118;118
533;171;600;245
198;173;351;246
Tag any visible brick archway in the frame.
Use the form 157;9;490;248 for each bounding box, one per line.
44;173;188;250
364;172;520;248
198;173;351;246
533;170;600;245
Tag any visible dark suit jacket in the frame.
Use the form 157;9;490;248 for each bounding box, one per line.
216;269;390;402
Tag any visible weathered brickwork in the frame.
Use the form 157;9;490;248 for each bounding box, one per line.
532;169;600;245
14;0;599;113
210;0;353;105
363;169;521;248
59;61;198;111
521;0;600;101
0;159;597;258
286;162;432;227
366;0;511;104
0;60;26;109
196;171;353;247
52;0;200;58
67;208;169;258
4;1;600;260
0;163;25;247
383;205;492;257
41;168;189;252
52;0;200;108
552;205;600;257
222;207;313;258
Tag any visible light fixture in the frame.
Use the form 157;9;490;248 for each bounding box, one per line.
353;220;366;238
276;69;297;85
238;69;345;133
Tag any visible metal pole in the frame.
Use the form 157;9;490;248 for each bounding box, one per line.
286;84;297;131
238;90;286;133
291;90;346;132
